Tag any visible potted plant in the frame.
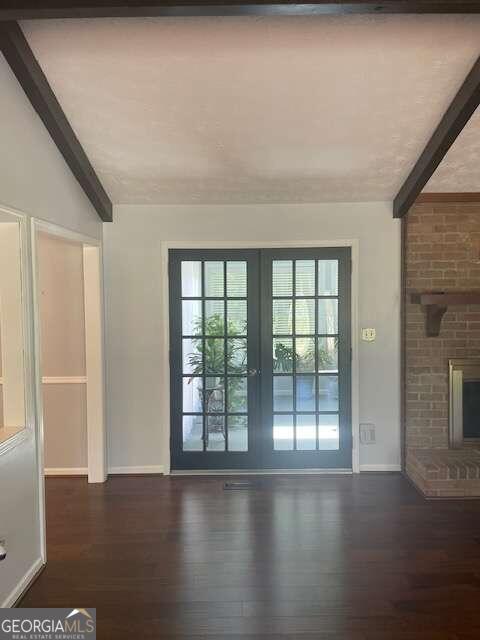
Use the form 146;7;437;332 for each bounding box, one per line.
187;314;247;440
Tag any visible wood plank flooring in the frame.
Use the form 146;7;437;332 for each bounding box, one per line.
19;474;480;639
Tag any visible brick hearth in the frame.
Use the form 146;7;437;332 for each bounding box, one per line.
407;448;480;497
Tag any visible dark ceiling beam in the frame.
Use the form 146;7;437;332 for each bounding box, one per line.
393;56;480;219
0;0;480;19
0;22;112;222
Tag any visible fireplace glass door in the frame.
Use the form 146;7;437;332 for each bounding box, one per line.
449;359;480;447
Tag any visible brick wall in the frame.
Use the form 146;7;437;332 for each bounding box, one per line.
406;202;480;450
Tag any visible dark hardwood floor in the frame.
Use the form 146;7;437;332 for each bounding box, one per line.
20;474;480;639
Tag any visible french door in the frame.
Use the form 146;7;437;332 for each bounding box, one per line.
169;248;351;470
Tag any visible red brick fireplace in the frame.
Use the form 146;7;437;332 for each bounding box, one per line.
405;200;480;497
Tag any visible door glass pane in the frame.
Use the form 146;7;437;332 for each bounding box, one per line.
297;414;316;450
177;252;252;461
274;376;293;411
228;416;248;451
205;377;225;413
181;261;202;297
318;260;338;296
318;375;339;411
227;300;247;336
273;300;293;335
204;339;224;374
273;260;292;296
205;261;224;297
183;377;203;413
227;338;247;373
183;338;202;374
274;414;294;450
182;300;202;336
183;415;203;451
228;377;247;412
318;414;339;450
295;260;315;296
318;337;338;372
296;337;315;373
296;375;315;411
205;300;224;334
206;415;226;451
273;338;294;373
268;255;345;462
226;262;247;297
295;299;315;335
318;299;338;334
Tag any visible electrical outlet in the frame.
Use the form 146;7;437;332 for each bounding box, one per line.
360;423;376;444
361;328;376;342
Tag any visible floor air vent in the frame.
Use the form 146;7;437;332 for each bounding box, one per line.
223;481;255;490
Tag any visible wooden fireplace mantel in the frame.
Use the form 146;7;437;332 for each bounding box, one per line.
410;292;480;337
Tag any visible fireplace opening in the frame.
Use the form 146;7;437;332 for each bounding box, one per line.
463;380;480;439
449;359;480;447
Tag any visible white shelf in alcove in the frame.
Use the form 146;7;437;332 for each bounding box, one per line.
42;376;87;384
0;377;87;384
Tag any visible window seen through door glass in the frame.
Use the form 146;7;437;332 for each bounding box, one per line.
272;258;340;452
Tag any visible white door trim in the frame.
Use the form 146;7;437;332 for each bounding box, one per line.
31;218;107;494
160;240;360;475
83;243;107;483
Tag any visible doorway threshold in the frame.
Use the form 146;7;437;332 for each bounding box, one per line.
170;468;353;476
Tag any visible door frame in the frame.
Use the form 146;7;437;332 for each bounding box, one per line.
161;240;360;474
31;218;107;498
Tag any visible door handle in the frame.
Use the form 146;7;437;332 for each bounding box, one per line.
248;368;259;377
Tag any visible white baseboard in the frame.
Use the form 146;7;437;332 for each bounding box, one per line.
171;468;353;475
360;464;402;472
45;466;165;477
2;557;44;608
108;465;164;475
45;467;88;476
46;464;399;475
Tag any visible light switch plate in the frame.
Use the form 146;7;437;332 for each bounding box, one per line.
361;328;376;342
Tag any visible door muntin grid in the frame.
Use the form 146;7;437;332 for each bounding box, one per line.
171;248;350;470
271;259;340;451
181;260;249;452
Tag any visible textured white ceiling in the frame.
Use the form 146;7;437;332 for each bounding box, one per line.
426;107;480;193
22;16;480;205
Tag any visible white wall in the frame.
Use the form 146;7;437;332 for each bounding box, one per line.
38;233;88;472
0;53;102;607
104;202;401;473
0;56;102;242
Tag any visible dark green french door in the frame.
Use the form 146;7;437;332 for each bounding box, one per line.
169;248;351;470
